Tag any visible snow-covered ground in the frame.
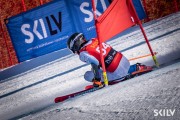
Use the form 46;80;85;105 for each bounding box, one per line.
0;12;180;120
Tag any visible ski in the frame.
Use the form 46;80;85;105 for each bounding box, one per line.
54;75;131;103
85;76;129;90
54;66;153;103
54;85;104;103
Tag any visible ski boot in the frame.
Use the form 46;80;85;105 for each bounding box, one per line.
92;78;103;88
132;63;153;75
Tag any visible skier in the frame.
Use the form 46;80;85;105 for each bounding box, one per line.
67;33;150;87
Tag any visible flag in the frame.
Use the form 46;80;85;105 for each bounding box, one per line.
97;0;135;42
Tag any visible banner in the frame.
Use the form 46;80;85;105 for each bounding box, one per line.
7;0;73;62
132;0;146;20
6;0;145;62
66;0;110;40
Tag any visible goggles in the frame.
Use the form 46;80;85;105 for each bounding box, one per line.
69;33;84;53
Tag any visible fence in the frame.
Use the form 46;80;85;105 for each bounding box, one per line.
0;0;179;70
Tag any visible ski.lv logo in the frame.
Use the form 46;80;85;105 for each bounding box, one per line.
154;109;176;117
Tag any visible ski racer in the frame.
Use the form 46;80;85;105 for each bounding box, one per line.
67;33;150;87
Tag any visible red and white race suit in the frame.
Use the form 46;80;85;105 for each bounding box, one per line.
79;38;130;81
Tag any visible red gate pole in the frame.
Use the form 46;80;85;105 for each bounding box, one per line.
173;0;179;12
21;0;27;11
91;0;109;86
129;0;159;67
0;17;13;66
39;0;43;5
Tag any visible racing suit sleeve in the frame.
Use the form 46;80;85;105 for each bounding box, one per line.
79;51;99;66
79;51;101;80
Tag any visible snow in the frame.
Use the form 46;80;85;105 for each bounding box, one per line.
0;12;180;120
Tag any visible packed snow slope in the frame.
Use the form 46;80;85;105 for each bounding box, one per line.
0;12;180;120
